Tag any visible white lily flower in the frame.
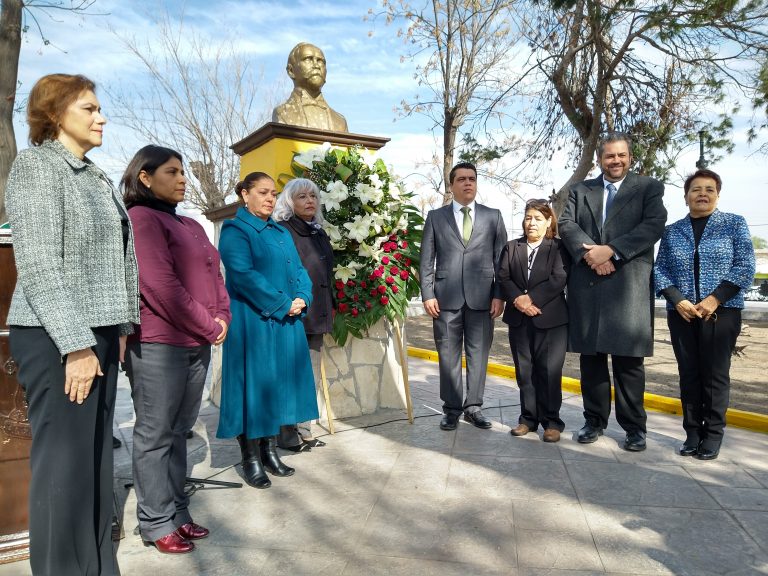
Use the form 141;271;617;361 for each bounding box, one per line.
358;149;379;170
334;261;363;284
355;182;384;206
322;222;342;242
357;241;380;259
343;215;372;243
322;180;349;212
368;173;383;189
369;212;387;233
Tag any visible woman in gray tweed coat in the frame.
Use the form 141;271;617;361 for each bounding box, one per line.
5;74;139;576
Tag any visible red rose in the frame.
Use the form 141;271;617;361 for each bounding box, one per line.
365;300;372;309
380;296;389;305
377;285;387;294
400;270;409;280
389;234;397;241
400;229;408;235
337;290;345;299
347;280;355;287
370;289;377;297
338;303;349;313
392;285;399;293
400;241;409;249
351;308;359;317
390;265;399;274
361;281;367;289
381;256;390;265
385;276;395;285
404;258;412;266
353;294;359;302
382;244;391;253
335;281;344;290
393;252;403;260
373;268;383;278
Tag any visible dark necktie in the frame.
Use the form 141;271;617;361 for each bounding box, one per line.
605;183;618;215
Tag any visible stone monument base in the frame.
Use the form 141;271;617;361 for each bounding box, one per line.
319;319;407;420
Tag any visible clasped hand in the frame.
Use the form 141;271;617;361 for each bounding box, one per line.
514;294;541;317
582;243;615;276
288;298;307;317
676;295;719;322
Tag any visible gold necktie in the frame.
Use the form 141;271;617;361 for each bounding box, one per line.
461;206;472;244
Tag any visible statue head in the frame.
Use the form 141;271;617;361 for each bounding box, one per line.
286;42;327;96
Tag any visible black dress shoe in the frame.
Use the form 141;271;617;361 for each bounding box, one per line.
303;438;326;448
577;423;603;444
283;443;311;453
696;446;720;460
440;413;459;431
464;411;492;429
678;442;698;456
112;435;122;449
624;431;647;452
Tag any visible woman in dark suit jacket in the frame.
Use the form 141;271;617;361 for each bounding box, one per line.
273;178;334;452
498;199;569;442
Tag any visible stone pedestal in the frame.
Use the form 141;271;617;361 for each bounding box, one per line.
320;319;408;419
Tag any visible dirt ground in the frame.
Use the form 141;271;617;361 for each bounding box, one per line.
406;313;768;416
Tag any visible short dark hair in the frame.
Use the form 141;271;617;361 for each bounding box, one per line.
683;168;722;194
236;172;273;202
449;162;477;184
597;132;633;159
121;145;183;207
27;73;96;146
524;199;558;239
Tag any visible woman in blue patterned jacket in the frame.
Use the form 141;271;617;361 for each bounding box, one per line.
654;169;755;461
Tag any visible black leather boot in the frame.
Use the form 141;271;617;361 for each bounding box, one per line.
236;434;271;488
260;436;295;477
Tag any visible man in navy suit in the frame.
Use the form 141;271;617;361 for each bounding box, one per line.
419;162;507;430
559;133;667;451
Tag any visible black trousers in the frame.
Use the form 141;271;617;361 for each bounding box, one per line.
10;325;119;576
667;307;740;450
509;321;567;431
580;353;647;433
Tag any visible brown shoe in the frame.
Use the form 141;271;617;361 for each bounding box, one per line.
543;429;561;443
510;424;530;437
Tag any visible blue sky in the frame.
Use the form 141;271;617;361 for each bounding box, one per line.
12;0;768;238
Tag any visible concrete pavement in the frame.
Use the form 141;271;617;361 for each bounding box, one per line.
1;356;767;575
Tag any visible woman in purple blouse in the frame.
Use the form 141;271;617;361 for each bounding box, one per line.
120;145;231;554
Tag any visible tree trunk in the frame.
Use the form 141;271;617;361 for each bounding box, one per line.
0;0;23;225
553;131;599;217
442;115;456;205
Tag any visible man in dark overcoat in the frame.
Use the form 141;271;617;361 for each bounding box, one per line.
420;162;507;431
559;132;667;451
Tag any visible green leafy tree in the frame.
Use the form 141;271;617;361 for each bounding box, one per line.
516;0;768;214
753;236;768;250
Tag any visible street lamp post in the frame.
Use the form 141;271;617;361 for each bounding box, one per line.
695;130;708;169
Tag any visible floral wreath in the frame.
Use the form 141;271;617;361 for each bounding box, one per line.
290;143;423;345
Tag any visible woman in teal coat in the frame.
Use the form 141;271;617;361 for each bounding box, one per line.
217;172;318;488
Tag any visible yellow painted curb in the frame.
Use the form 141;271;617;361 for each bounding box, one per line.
407;346;768;434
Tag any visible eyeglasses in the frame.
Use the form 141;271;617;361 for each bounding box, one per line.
525;198;550;208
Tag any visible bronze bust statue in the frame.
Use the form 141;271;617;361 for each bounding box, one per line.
272;42;349;132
